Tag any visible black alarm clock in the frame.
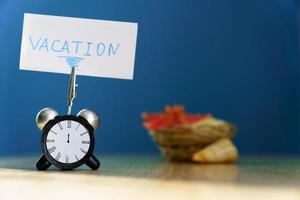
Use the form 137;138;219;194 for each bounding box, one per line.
35;108;100;170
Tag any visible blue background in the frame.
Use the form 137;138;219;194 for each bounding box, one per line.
0;0;298;155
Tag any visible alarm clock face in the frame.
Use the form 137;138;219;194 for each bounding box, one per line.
43;115;94;169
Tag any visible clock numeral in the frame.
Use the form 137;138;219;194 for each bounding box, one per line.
46;139;55;143
65;155;69;163
80;131;88;136
58;122;63;130
55;152;61;161
48;146;56;154
75;154;79;161
67;120;71;128
76;123;81;130
80;148;87;154
82;141;90;144
50;130;57;135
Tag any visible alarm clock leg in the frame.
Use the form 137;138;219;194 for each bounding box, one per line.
36;154;51;170
85;154;100;170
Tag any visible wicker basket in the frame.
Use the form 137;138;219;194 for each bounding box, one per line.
149;123;236;162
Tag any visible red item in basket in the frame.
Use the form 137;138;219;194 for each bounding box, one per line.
142;105;211;131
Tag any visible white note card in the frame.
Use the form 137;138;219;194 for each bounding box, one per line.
20;13;138;79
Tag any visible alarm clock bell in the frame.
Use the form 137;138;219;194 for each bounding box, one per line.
36;108;100;131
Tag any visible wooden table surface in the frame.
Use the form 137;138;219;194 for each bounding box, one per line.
0;155;299;200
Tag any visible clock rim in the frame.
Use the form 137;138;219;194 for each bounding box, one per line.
42;115;95;170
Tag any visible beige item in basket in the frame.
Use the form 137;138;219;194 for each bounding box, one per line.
192;138;238;163
190;118;236;144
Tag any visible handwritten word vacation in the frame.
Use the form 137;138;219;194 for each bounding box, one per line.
28;36;120;57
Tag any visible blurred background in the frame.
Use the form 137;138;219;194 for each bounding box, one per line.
0;0;298;156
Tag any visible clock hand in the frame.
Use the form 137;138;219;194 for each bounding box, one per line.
67;134;70;143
